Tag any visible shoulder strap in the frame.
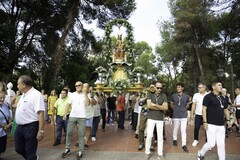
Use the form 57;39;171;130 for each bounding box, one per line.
0;109;9;124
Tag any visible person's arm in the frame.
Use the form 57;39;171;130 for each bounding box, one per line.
12;97;19;109
47;97;51;110
37;110;44;141
85;94;90;106
1;113;12;130
52;99;58;113
122;97;125;110
186;96;191;109
147;99;168;111
64;103;71;118
91;96;97;106
170;101;174;109
202;106;208;130
82;87;90;106
231;104;240;108
224;108;231;127
191;102;196;121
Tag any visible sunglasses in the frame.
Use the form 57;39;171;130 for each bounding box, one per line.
156;87;162;90
75;84;82;87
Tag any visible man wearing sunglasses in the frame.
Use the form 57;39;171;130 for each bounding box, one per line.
145;82;168;160
171;82;190;153
62;81;90;160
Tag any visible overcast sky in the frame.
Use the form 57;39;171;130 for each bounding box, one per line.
86;0;171;50
129;0;171;50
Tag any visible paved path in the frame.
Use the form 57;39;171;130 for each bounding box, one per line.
2;121;240;160
2;147;240;160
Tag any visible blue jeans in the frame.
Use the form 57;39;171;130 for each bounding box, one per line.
91;116;100;137
194;114;203;140
56;115;68;142
107;109;115;124
65;117;86;152
14;121;39;160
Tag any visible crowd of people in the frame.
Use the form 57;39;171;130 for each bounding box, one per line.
0;75;240;160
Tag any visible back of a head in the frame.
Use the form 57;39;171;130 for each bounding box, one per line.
19;75;33;87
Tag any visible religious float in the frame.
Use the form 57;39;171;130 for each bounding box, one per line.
94;19;144;94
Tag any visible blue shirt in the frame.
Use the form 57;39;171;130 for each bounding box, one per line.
171;93;189;118
0;103;10;137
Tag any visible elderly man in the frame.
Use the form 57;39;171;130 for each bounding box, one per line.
14;75;45;160
62;81;90;160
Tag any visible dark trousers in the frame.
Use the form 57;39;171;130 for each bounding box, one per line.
118;110;125;129
0;135;7;154
101;109;106;129
107;109;115;124
56;115;68;142
194;114;203;140
133;112;138;131
14;121;39;160
91;116;100;137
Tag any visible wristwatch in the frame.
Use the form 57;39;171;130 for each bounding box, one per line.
39;130;44;133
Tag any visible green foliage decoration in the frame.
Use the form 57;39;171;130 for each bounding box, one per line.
102;19;134;64
109;79;131;94
94;66;107;73
132;66;145;74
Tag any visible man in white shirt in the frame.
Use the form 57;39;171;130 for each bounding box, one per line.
231;87;240;134
14;75;45;160
191;83;208;147
62;81;90;160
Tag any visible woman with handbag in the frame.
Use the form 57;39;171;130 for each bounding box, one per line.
0;90;12;159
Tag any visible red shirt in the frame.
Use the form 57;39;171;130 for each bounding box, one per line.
117;95;125;111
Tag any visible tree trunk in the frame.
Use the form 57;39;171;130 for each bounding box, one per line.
194;44;205;84
49;0;80;89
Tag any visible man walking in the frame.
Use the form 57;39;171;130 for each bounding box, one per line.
15;75;45;160
107;93;116;126
231;87;240;135
117;92;125;130
171;82;190;153
53;89;70;146
145;82;168;160
62;81;90;159
198;81;230;160
191;83;208;147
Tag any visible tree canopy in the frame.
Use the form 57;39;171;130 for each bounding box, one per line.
0;0;136;92
156;0;240;96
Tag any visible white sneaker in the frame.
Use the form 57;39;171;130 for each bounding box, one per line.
192;140;198;147
91;137;96;142
197;151;204;160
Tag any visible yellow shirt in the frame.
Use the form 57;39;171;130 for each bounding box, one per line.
54;96;70;116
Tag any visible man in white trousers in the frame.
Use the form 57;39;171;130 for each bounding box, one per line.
198;81;230;160
145;82;168;160
171;82;190;153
